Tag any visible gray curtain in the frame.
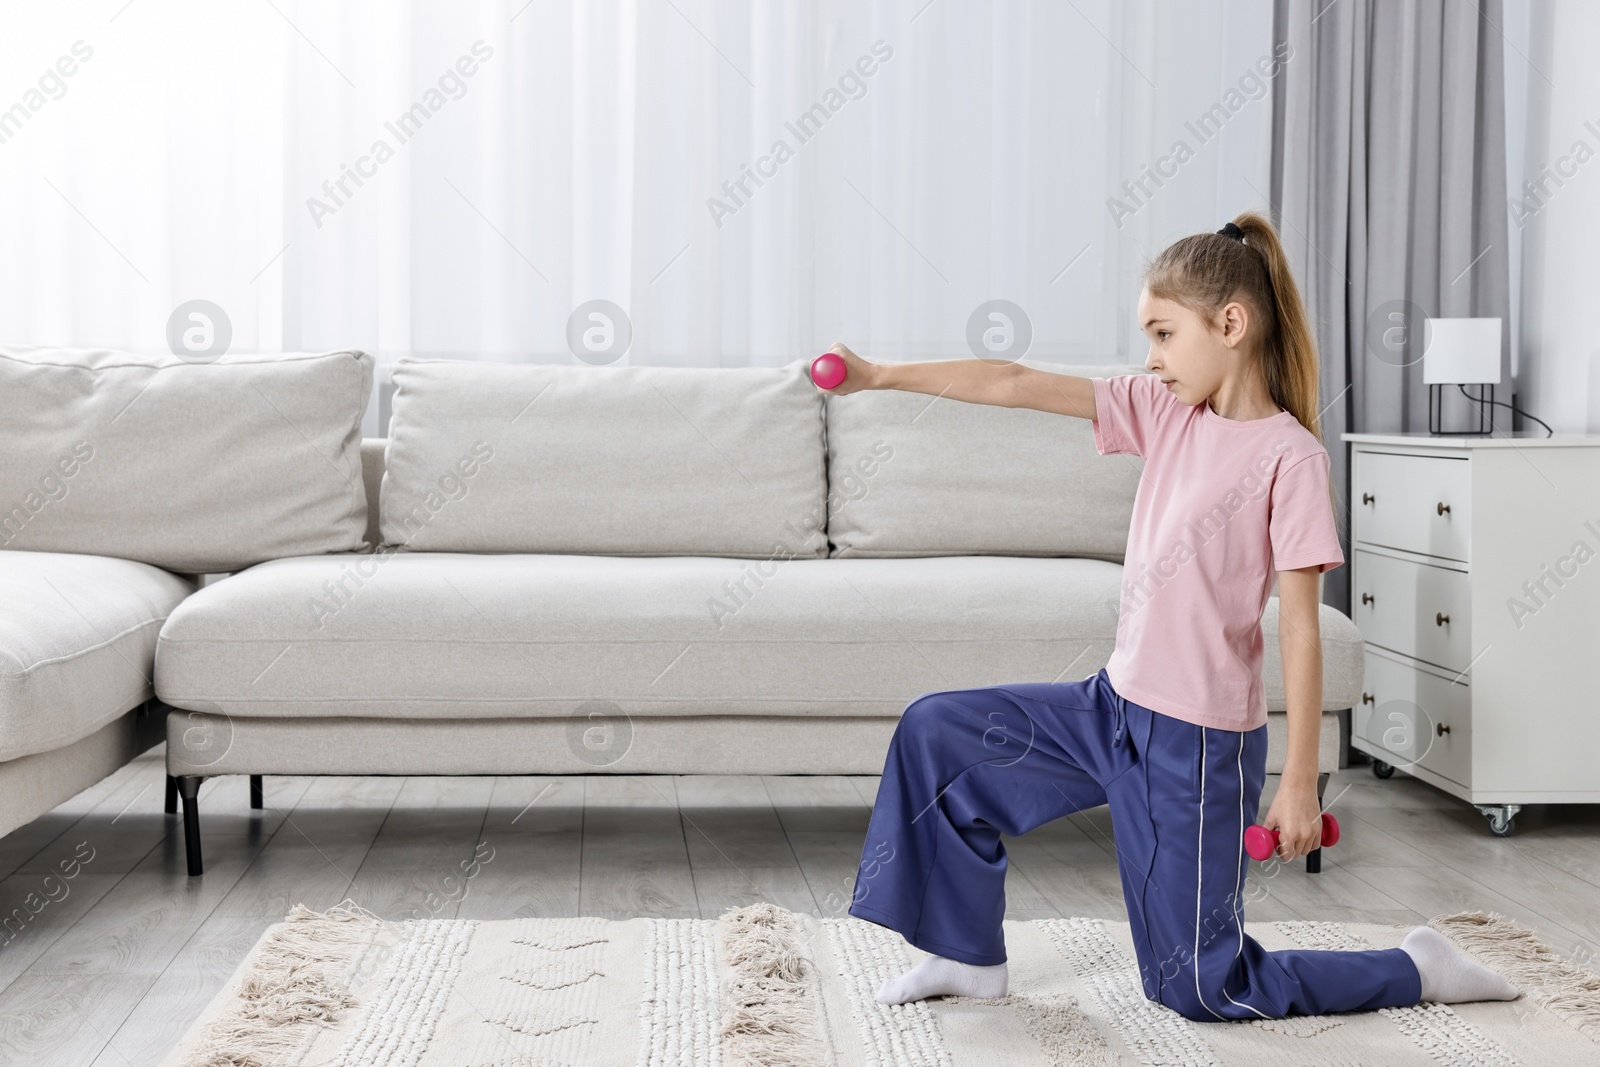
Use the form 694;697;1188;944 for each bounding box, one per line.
1269;0;1512;616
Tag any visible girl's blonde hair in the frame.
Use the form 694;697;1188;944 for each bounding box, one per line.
1143;211;1323;444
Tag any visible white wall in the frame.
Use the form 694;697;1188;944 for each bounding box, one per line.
1511;0;1600;434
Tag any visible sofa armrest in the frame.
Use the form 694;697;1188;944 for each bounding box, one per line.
1259;597;1364;712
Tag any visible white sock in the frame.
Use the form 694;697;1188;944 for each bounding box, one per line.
1400;926;1519;1004
874;954;1008;1005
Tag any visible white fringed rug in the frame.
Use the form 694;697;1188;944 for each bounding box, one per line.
161;902;1599;1067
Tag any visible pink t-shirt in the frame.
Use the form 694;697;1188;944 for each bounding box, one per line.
1091;374;1344;732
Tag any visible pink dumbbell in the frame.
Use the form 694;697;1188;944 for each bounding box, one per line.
1245;812;1340;861
810;352;848;390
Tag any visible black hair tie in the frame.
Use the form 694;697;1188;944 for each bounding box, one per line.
1216;221;1245;242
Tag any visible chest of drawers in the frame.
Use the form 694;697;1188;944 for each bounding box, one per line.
1340;432;1600;835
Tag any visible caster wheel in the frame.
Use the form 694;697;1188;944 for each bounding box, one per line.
1372;760;1394;779
1477;804;1521;837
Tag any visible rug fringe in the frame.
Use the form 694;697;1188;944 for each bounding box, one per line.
1430;909;1600;1038
179;900;386;1067
716;902;831;1067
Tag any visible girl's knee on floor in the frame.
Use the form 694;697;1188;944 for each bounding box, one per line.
1144;965;1264;1023
1151;984;1243;1023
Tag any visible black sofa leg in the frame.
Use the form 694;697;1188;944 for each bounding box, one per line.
178;776;206;876
1306;770;1330;874
165;775;178;815
250;774;264;810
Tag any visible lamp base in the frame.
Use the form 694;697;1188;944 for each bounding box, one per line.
1429;383;1496;435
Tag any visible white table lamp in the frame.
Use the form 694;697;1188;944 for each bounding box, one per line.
1423;317;1502;435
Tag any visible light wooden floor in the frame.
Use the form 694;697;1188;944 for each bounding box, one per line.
3;745;1598;1065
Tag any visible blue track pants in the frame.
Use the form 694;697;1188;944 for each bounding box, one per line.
847;669;1422;1021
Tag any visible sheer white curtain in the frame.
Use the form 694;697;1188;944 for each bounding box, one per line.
0;0;1274;432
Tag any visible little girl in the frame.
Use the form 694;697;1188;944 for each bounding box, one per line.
817;213;1521;1021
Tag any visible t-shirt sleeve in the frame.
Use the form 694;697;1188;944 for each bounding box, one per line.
1270;453;1345;573
1090;374;1170;458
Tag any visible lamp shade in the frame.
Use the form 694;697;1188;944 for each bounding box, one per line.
1423;317;1502;385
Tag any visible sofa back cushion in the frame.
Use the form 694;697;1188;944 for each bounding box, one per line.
379;358;828;558
825;360;1148;560
0;347;372;573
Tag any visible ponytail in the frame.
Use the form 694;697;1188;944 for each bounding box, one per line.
1230;213;1322;442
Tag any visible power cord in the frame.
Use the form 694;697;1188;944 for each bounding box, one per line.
1456;383;1553;437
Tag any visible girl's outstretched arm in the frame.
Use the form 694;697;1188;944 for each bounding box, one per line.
818;343;1098;421
1265;566;1331;860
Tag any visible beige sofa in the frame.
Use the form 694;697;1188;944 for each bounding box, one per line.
152;357;1362;876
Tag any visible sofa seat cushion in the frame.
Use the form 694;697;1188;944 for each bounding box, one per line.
155;552;1126;719
155;552;1364;722
0;551;195;760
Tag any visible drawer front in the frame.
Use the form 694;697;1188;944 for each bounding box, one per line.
1353;550;1472;673
1352;451;1471;562
1356;650;1471;787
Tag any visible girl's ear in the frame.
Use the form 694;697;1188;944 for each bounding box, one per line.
1219;300;1250;349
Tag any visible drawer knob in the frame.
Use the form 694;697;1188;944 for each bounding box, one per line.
1361;692;1374;706
1436;722;1451;736
1362;492;1375;505
1437;502;1451;516
1361;592;1375;606
1436;612;1450;626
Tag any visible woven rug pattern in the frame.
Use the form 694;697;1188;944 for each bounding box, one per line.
160;903;1600;1067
